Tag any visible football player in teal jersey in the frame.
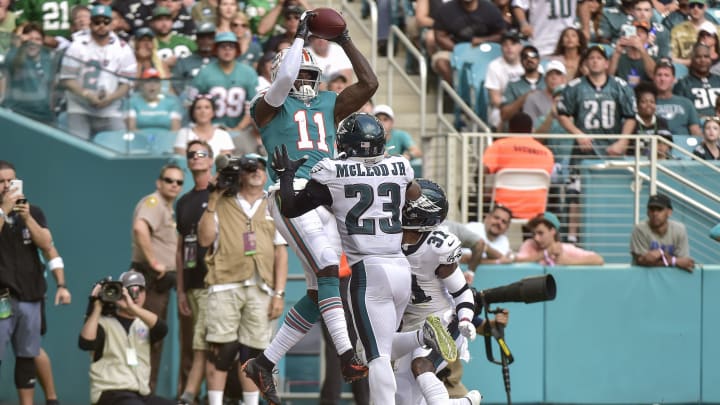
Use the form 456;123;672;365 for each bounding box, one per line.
188;31;258;132
242;11;378;405
673;43;720;119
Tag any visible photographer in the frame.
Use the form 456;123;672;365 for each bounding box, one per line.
79;271;173;405
198;153;288;405
0;160;54;405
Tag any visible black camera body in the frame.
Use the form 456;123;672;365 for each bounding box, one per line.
99;280;124;303
214;155;262;193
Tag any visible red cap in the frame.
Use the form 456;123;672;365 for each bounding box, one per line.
141;67;161;79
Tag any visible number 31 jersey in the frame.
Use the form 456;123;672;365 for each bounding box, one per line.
401;229;463;330
310;155;414;265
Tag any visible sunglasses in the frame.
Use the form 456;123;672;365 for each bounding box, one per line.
689;2;704;8
161;177;184;186
91;17;112;26
231;22;249;28
187;150;209;159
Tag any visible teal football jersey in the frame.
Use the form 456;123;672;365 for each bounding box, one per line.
190;61;258;128
128;93;182;129
252;91;337;183
557;76;637;142
672;73;720;118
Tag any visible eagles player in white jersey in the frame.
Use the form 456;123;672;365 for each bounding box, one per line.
272;113;457;405
397;179;508;405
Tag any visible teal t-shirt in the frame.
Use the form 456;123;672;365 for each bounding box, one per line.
1;45;55;122
128;92;182;130
252;91;337;182
656;95;700;135
386;129;416;156
190;61;259;128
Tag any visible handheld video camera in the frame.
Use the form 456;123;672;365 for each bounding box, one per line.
213;155;261;193
99;279;124;304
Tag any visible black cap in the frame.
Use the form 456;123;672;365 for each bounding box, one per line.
584;44;608;60
501;30;521;43
284;5;304;16
647;194;672;209
655;57;675;75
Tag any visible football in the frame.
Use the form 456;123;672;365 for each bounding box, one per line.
308;8;347;40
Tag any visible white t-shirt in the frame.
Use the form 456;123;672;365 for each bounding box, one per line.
465;222;512;257
174;126;235;157
307;43;353;83
485;57;524;127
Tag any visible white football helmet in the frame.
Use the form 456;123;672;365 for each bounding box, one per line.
271;47;323;101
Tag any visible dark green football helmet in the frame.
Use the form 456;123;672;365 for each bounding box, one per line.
335;112;386;158
402;179;449;232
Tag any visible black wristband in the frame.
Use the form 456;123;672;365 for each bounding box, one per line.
57;284;66;289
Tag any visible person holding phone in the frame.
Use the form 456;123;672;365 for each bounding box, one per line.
0;160;54;405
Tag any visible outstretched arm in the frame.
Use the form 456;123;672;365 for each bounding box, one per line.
334;32;379;122
273;145;333;217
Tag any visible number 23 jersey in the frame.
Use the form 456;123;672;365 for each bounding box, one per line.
401;228;463;330
310;155;414;266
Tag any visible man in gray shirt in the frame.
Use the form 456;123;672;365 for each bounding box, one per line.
630;194;695;272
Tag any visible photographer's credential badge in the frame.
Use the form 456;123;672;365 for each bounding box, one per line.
243;231;256;256
184;226;198;269
126;348;138;366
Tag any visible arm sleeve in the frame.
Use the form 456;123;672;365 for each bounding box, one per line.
150;318;168;343
264;38;305;108
278;178;333;218
441;266;475;321
78;324;105;355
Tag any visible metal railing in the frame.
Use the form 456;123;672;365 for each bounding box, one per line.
339;0;378;72
386;25;427;139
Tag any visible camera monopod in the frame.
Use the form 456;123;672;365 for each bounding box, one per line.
474;274;557;405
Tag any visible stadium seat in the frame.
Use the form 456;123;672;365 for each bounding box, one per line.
94;130;152;154
673;62;689;79
671;134;700;159
452;42;502;121
136;128;176;155
490;168;551;217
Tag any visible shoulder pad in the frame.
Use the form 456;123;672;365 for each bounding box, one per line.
310;158;334;174
613;76;629;86
429;231;463;265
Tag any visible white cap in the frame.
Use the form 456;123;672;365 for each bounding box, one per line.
700;21;718;35
373;104;395;120
545;60;567;75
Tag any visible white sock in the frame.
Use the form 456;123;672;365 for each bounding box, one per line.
321;303;353;354
242;391;259;405
207;390;223;405
416;371;449;405
263;322;307;365
391;330;422;360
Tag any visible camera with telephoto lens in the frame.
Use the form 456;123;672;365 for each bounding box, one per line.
99;279;124;304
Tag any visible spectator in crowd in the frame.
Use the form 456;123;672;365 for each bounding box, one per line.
501;44;544;123
319;254;370;405
255;50;275;91
130;163;184;391
547;27;587;79
308;35;353;84
662;0;718;31
172;22;216;97
585;0;604;43
486;30;525;129
59;5;136;140
69;4;90;39
151;6;197;69
517;211;605;265
512;0;590;57
79;271;174;405
327;72;348;94
694;116;720;159
13;0;85;48
700;27;720;67
111;6;132;42
653;129;676;160
493;0;518;30
608;20;657;86
654;58;702;136
632;0;671;59
176;140;214;405
198;153;288;405
232;11;263;67
133;27;171;80
174;94;235;158
1;23;55;123
254;0;309;37
673;43;720;119
597;0;634;44
133;0;196;37
431;0;505;85
630;194;695;272
215;0;238;33
483;112;554;220
0;160;55;405
628;81;673;156
373;104;423;160
557;44;637;243
262;5;303;54
670;0;715;65
524;60;568;135
411;0;439;57
191;0;217;26
0;0;16;53
189;32;258;132
127;67;183;132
